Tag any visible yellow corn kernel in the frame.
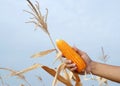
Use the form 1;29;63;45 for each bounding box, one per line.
56;39;86;72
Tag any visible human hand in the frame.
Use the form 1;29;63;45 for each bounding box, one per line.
65;46;93;74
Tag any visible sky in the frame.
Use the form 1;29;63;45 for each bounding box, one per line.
0;0;120;86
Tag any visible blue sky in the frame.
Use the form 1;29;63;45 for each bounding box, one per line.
0;0;120;86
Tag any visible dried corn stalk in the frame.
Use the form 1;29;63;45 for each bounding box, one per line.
25;0;56;49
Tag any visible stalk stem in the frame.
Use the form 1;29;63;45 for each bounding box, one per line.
48;34;58;53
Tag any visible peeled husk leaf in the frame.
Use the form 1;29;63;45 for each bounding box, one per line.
75;82;82;86
41;65;72;86
83;71;94;80
52;51;62;64
31;49;56;58
52;63;68;86
63;69;71;84
68;71;74;80
72;72;82;86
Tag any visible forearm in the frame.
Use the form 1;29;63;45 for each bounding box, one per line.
91;61;120;83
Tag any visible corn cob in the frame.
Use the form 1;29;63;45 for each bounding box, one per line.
56;39;86;72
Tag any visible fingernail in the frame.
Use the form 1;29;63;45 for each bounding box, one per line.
68;60;72;63
73;64;76;66
75;67;77;69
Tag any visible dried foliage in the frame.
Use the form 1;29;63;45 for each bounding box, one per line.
41;65;72;86
25;0;49;34
0;67;25;79
31;49;56;58
25;0;56;49
12;64;41;75
52;63;67;86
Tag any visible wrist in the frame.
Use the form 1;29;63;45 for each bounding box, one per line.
90;61;97;74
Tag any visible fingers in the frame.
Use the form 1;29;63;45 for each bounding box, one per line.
64;59;72;64
70;66;77;71
66;63;77;71
64;59;77;72
66;63;76;68
64;59;86;74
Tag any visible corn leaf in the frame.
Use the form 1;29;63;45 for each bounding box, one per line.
73;72;82;86
52;63;66;86
0;67;25;79
13;64;41;75
75;82;82;86
41;65;72;86
52;51;62;64
31;49;56;58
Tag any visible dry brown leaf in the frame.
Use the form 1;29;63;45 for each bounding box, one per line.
31;49;56;58
75;82;82;86
52;51;62;64
63;69;71;84
52;63;66;86
41;65;72;86
73;72;80;82
0;67;25;79
68;71;74;80
13;64;41;75
73;72;82;86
